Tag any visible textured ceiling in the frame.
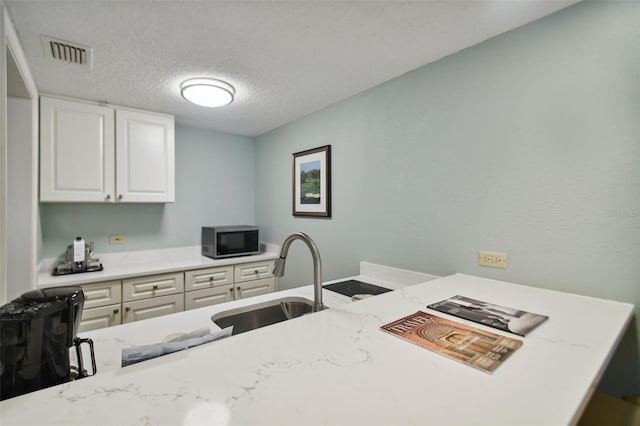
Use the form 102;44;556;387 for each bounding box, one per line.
5;1;578;137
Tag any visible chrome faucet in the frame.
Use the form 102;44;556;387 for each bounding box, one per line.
273;233;324;312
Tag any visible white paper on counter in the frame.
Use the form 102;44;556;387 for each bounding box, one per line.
121;326;233;367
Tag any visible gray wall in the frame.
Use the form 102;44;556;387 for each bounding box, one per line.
39;125;256;258
255;1;639;395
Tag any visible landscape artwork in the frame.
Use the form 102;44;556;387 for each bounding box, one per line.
299;160;321;204
292;145;331;217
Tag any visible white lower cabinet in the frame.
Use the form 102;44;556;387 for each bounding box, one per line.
185;277;276;311
233;261;276;300
79;303;122;332
122;272;185;323
234;277;276;299
184;261;276;311
122;293;184;324
78;280;123;332
122;272;184;301
77;259;277;330
234;261;276;283
185;285;234;310
185;265;234;291
81;280;122;309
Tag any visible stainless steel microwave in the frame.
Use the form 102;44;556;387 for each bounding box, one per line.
201;226;260;259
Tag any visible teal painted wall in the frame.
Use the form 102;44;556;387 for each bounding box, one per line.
255;1;640;395
39;125;256;258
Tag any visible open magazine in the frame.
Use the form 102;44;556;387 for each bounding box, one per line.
380;311;522;373
427;295;548;336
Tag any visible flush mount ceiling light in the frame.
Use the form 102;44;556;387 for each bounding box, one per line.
180;78;235;107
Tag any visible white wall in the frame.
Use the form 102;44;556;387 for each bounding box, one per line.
0;2;7;304
6;96;32;299
3;4;38;301
255;1;640;395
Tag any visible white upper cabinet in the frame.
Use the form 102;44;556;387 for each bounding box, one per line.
39;95;175;203
116;109;174;203
40;96;115;202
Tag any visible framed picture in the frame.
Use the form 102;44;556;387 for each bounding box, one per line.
292;145;331;217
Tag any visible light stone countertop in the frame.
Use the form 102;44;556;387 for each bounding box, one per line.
74;277;375;375
37;245;280;287
1;269;633;426
66;261;434;376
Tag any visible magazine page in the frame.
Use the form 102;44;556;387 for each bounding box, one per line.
380;311;522;373
427;295;548;336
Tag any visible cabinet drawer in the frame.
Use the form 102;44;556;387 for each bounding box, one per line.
122;293;184;323
234;260;275;283
185;266;234;291
122;272;184;302
79;304;122;332
185;285;234;310
235;277;276;300
81;280;122;309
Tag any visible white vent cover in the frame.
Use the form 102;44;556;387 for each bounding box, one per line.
41;35;93;68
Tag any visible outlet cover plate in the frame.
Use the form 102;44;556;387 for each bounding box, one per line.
109;235;125;244
478;251;507;269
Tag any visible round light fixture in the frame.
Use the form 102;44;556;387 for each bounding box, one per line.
180;78;235;107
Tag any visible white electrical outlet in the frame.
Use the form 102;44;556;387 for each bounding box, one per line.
478;251;507;269
109;235;125;244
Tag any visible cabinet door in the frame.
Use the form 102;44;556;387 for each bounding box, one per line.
234;261;275;283
184;266;234;291
115;109;175;203
79;304;122;332
122;272;184;302
81;280;122;309
122;293;184;323
185;285;234;310
236;277;276;300
40;96;115;202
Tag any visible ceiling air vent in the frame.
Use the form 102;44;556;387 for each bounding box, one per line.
41;35;93;68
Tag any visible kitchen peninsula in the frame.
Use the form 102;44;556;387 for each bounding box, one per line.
0;268;633;426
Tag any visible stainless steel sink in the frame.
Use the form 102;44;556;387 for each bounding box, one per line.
211;297;319;335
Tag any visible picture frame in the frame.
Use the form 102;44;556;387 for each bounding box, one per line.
292;145;331;217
